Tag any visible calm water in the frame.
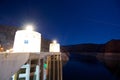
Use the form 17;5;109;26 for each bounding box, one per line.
63;53;119;80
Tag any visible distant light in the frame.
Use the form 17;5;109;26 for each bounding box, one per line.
25;24;34;31
6;50;9;53
6;48;13;53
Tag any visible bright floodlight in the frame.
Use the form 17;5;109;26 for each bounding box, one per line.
53;40;57;44
25;25;34;31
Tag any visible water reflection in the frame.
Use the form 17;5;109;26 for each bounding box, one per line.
63;53;120;80
97;53;120;80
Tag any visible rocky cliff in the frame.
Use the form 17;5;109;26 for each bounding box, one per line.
62;43;105;53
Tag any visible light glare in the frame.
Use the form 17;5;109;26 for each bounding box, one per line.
25;25;34;31
53;40;57;44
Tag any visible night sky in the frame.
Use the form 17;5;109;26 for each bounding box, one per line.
0;0;120;45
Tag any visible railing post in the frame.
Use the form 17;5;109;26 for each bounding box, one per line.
46;53;62;80
40;58;44;80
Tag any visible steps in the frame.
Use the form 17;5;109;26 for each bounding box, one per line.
12;59;40;80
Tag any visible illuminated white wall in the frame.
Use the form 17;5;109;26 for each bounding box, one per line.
49;41;60;52
13;30;41;53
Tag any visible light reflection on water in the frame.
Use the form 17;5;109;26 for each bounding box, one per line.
63;53;120;80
